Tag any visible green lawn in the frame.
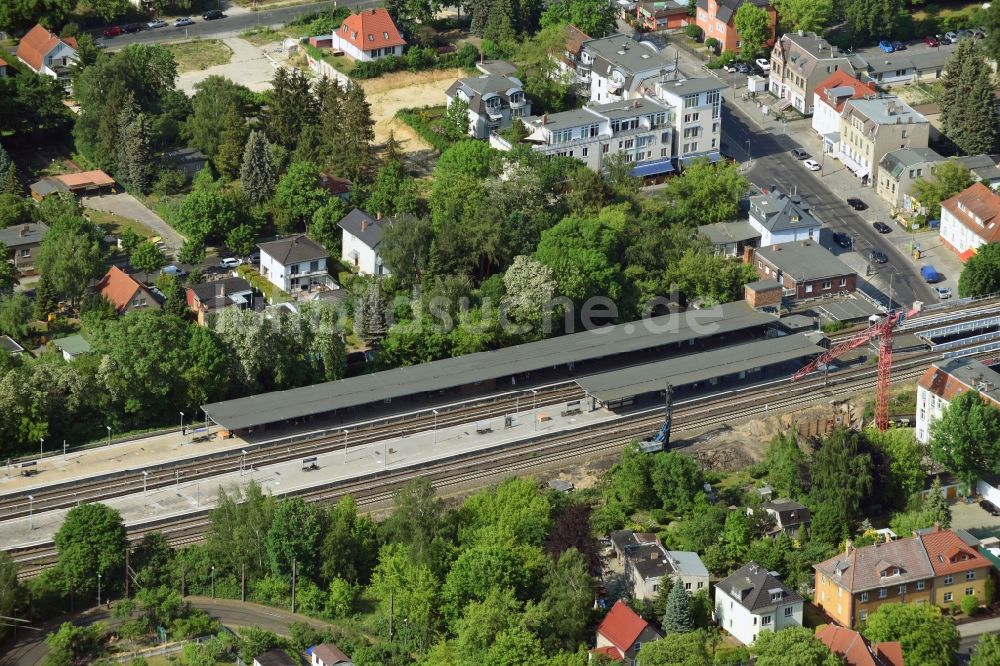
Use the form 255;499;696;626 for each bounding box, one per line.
165;40;233;73
239;27;284;46
912;2;982;21
84;208;155;240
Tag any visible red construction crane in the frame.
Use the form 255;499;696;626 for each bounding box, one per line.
791;309;916;431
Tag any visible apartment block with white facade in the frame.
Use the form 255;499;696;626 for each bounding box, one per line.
916;358;1000;444
747;190;821;246
714;562;803;646
445;75;530;139
654;75;725;166
581;34;673;104
938;182;1000;258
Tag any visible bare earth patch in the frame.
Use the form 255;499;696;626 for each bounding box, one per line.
360;68;466;152
165;39;233;73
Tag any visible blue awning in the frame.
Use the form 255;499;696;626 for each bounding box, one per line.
631;159;675;177
679;151;722;166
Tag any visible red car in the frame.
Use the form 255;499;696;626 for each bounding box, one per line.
102;25;123;38
924;35;939;47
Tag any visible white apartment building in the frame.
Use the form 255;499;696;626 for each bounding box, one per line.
916;358;1000;444
938;182;1000;258
654;75;725;165
715;562;803;646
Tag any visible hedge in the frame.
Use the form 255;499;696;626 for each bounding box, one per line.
394;106;456;154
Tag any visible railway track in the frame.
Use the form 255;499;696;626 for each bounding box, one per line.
7;345;941;579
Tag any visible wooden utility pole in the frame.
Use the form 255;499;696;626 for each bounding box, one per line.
241;564;246;602
291;559;296;614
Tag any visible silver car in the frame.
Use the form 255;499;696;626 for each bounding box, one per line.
935;286;953;299
173;17;194;27
147;19;167;29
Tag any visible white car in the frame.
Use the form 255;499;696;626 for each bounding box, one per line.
935;286;953;299
173;17;194;27
803;159;821;171
161;265;187;277
755;58;771;71
722;63;737;73
147;19;167;29
219;257;242;268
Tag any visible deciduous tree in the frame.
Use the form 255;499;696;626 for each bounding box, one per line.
36;216;104;304
770;0;832;34
733;3;771;57
842;0;903;42
540;0;616;38
638;630;710;665
751;626;839;665
959;242;1000;298
910;160;973;221
971;633;1000;666
53;503;127;598
443;98;471;141
130;241;167;283
265;496;323;581
930;389;1000;490
650;451;705;514
862;603;959;666
187;76;250;157
378;215;433;289
272;161;329;232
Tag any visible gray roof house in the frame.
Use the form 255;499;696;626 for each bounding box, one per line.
751;499;812;538
698;221;760;258
747;191;822;246
0;222;48;274
445;74;530;139
753;241;857;300
715;562;804;645
338;208;390;276
956;154;1000;187
876;146;944;211
52;334;91;361
861;47;952;87
0;335;25;355
609;530;709;600
257;235;332;296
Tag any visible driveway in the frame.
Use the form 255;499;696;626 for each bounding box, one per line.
177;37;286;94
82;193;185;256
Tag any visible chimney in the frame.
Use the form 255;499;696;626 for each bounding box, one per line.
371;8;376;13
362;218;369;231
219;283;226;298
19;224;29;237
845;539;853;556
650;550;658;560
541;113;548;125
932;522;941;532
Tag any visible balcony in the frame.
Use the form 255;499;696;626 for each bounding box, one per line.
509;97;526;109
485;104;503;121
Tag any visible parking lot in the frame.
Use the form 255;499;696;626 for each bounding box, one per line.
950;497;1000;537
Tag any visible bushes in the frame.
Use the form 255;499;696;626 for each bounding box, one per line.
351;43;479;79
707;50;736;69
395;106;458;154
685;24;703;41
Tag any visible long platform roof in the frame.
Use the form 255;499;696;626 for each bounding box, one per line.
577;333;823;403
203;302;775;430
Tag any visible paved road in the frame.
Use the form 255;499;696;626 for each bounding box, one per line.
1;596;332;666
82;193;185;256
98;0;375;49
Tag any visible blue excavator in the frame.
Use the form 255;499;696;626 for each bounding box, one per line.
639;384;672;453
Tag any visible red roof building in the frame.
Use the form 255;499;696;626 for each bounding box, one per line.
811;70;876;149
590;599;662;661
939;182;1000;259
330;8;406;63
15;24;78;81
815;625;904;666
94;266;161;315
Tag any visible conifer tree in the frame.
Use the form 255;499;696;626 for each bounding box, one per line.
383;130;402;164
33;274;58;320
924;477;952;528
0;145;19;195
115;95;139;189
215;104;249;181
241;130;276;205
335;83;375;182
941;41;997;155
663;578;695;634
119;114;153;194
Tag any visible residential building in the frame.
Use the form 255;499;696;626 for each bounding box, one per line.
653;74;725;166
752;242;857;300
714;562;803;646
813;537;935;628
476;59;518;77
955;154;1000;189
810;71;877;154
163;147;208;179
590;599;663;662
815;625;904;666
838;97;929;185
938;182;1000;259
15;24;78;83
749;499;812;538
0;335;24;356
636;1;692;32
310;642;353;666
580;34;670;104
258;235;333;295
917;524;993;609
93;266;161;315
695;0;776;55
330;8;405;62
501;96;676;179
445;74;530;139
29;170;116;200
875;147;944;212
0;222;48;274
254;649;297;666
186;277;256;326
0;58;7;77
319;174;353;202
770;32;863;115
747;190;821;246
698;221;760;258
52;334;91;362
915;357;1000;444
862;48;951;87
609;531;709;600
558;24;592;84
338;208;390;276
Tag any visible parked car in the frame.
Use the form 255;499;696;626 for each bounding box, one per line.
891;40;905;51
162;265;187;277
924;35;939;47
122;22;143;33
873;221;892;234
248;251;261;264
847;197;867;210
173;17;194;27
833;232;852;248
219;257;242;268
755;58;770;71
935;286;953;299
803;159;821;171
970;27;986;39
791;148;809;160
147;19;167;29
734;61;750;74
936;33;952;45
879;39;894;53
957;29;970;40
203;9;224;20
944;31;959;42
722;63;738;73
869;249;889;264
102;25;123;38
980;499;1000;516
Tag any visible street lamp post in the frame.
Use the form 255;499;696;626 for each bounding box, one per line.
27;495;33;529
746;139;751;164
97;573;101;606
211;566;215;599
142;471;149;496
106;426;111;447
180;411;185;441
343;430;349;463
39;438;43;460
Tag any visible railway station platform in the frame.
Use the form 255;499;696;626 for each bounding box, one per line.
0;400;622;549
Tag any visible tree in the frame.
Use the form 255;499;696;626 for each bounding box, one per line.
0;293;32;341
959;242;1000;298
328;82;375;182
534;212;625;309
910;160;973;221
751;627;839;666
378;216;433;289
241;130;276;205
263;68;317;150
733;3;771;57
502;255;556;328
867;426;928;509
265;497;323;581
658;159;747;227
36;217;104;304
762;432;806;499
842;0;903;42
650;451;705;514
119;113;154;194
930;389;1000;491
544;503;602;575
638;630;711;665
0;551;18;641
971;633;1000;666
370;544;441;648
53;503;127;598
663;578;695;634
130;241;167;283
923;476;952;528
862;603;959;666
45;621;105;666
187;76;250;158
0;243;15;293
216;104;249;181
808;428;873;544
461;476;552;547
941;41;998;156
366;161;420;219
540;0;617;38
606;443;656;512
179;238;206;266
0;193;32;228
770;0;832;34
353;279;389;344
722;510;752;561
174;189;239;243
273;161;329;232
538;549;595;651
0;69;69;138
443;98;471;141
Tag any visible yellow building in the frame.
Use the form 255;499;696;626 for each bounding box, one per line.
917;526;993;609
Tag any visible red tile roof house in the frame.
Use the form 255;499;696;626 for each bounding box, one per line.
938;182;1000;262
589;599;662;661
16;24;78;83
330;8;406;62
815;625;904;666
94;266;161;315
810;71;877;153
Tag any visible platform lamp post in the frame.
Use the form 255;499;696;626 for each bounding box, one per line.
240;450;247;476
432;409;439;448
531;389;539;431
27;495;33;529
211;566;215;599
39;438;43;461
97;573;101;607
142;470;149;496
343;430;349;463
106;425;111;447
180;411;185;442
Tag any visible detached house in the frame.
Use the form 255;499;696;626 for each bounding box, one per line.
714;562;803;646
938;182;1000;260
186;277;256;326
445;75;530;139
590;599;662;662
695;0;776;55
338;208;389;276
258;235;332;295
16;24;78;83
0;222;48;274
609;530;709;600
331;8;406;62
770;32;862;115
636;1;692;32
93;266;161;315
815;626;904;666
310;642;353;666
811;71;877;152
747;190;821;247
749;498;812;538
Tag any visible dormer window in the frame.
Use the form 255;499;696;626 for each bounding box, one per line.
383;31;389;39
368;34;374;41
770;592;781;601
